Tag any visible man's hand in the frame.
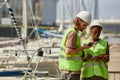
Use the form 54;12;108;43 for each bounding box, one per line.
92;56;101;61
92;54;109;62
83;54;93;61
83;42;93;49
99;54;109;62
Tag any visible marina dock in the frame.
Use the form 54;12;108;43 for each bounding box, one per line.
0;37;120;80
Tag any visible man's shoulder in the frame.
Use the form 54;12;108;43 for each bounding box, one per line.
67;31;77;37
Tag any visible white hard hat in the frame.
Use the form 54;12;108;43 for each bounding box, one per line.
76;11;91;24
90;20;103;29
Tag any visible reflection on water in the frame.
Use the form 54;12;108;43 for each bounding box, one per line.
102;23;120;44
105;36;120;44
102;23;120;33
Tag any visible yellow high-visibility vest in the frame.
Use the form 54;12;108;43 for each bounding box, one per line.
59;27;83;71
82;39;108;79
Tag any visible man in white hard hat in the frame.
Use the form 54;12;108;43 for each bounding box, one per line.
81;20;109;80
59;11;92;80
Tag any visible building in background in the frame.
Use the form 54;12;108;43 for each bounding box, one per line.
40;0;58;25
0;0;120;28
0;0;58;26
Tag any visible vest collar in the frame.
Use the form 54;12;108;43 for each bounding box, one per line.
74;27;78;32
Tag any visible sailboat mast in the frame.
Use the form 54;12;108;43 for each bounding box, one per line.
80;0;83;11
58;0;64;33
22;0;27;39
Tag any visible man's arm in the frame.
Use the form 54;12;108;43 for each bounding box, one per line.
65;31;92;54
92;43;110;62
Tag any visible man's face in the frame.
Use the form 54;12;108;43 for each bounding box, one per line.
77;19;88;31
90;26;102;40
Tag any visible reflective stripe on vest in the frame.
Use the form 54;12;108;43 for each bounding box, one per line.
59;54;81;60
84;61;107;69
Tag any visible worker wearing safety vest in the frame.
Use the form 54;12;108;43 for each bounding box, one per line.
59;11;92;80
82;20;110;80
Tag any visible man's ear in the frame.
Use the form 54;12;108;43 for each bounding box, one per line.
76;18;81;26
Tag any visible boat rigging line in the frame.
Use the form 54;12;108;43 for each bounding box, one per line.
4;0;30;61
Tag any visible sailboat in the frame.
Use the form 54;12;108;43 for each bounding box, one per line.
0;0;61;79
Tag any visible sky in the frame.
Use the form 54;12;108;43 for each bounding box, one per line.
98;0;120;19
57;0;120;20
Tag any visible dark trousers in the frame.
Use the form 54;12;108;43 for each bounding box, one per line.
82;76;107;80
61;73;80;80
